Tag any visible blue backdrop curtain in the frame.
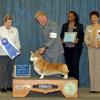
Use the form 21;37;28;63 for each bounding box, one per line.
0;0;100;86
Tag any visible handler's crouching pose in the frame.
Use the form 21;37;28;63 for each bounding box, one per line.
35;11;64;64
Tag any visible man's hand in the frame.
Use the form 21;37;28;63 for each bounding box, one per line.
39;47;46;54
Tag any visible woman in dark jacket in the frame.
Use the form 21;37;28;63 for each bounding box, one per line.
60;11;84;82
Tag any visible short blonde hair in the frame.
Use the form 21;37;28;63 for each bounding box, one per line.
35;11;47;19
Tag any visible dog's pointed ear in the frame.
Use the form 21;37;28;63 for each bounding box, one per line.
36;50;39;54
31;51;33;54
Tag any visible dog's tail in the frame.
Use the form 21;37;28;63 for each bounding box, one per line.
61;64;69;74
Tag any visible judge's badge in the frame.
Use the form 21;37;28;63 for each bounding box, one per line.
50;32;57;38
0;38;20;59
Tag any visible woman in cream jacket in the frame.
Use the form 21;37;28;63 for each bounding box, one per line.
85;11;100;93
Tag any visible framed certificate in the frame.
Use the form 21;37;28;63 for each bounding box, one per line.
64;32;77;42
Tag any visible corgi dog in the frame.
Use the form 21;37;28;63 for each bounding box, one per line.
30;51;69;79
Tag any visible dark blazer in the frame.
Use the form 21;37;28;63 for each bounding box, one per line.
60;22;84;48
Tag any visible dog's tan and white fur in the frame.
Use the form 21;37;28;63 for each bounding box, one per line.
30;51;69;79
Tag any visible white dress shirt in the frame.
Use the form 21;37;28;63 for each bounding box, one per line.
0;26;20;56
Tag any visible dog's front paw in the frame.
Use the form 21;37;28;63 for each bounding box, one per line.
63;74;68;79
40;75;44;79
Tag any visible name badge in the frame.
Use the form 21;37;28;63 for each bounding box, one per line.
50;32;57;38
88;30;92;32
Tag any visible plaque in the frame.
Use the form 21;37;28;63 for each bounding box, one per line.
64;32;77;42
96;30;100;41
33;84;58;89
13;78;78;98
14;65;31;77
64;82;77;96
0;38;20;59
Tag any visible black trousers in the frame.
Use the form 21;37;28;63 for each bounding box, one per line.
0;56;15;88
64;47;82;82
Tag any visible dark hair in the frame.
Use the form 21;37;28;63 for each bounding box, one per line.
89;11;99;18
3;15;13;22
68;11;79;23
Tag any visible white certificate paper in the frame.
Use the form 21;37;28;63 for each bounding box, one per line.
64;32;77;42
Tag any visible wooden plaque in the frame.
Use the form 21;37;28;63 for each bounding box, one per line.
13;78;78;98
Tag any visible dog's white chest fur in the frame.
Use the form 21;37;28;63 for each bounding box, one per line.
30;56;42;75
33;62;42;75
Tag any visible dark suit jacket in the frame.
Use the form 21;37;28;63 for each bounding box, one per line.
60;22;84;48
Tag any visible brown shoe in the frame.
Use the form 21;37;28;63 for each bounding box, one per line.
1;88;7;93
7;87;12;92
90;91;95;93
95;91;100;93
